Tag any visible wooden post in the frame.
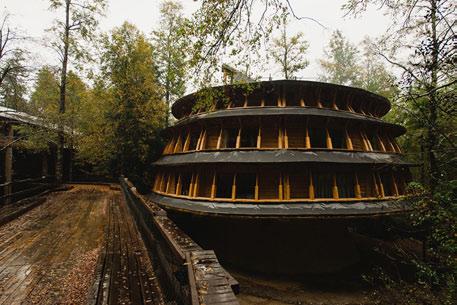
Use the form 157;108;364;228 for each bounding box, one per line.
278;173;283;200
326;129;333;149
176;175;182;195
309;171;315;200
216;125;223;149
345;128;353;150
255;174;259;200
231;174;237;200
183;130;191;152
236;127;241;148
305;127;311;149
211;173;216;199
376;173;385;197
257;123;262;149
4;123;13;204
354;173;362;198
392;172;399;196
332;174;339;199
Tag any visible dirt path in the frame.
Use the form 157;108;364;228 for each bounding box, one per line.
0;185;164;305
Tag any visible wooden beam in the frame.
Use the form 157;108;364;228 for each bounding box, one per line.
308;171;315;200
210;172;216;199
332;174;339;199
345;128;353;150
354;173;362;198
176;175;182;195
376;173;385;197
236;126;241;148
284;121;289;149
326;128;333;149
257;122;262;149
392;172;399;196
216;125;223;149
305;126;311;149
231;174;237;200
255;174;259;200
193;173;200;197
278;173;283;200
183;130;191;152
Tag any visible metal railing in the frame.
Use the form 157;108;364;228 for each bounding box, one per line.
0;176;56;204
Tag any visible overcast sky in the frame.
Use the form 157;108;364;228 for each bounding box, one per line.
3;0;391;82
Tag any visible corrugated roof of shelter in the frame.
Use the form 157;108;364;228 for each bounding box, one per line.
0;106;42;126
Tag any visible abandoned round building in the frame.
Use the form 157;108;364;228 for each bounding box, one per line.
149;80;414;274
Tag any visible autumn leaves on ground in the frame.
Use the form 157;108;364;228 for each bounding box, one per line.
0;186;163;305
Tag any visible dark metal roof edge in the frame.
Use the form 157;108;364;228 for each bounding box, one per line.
153;150;415;167
148;193;416;219
172;80;391;119
165;107;406;136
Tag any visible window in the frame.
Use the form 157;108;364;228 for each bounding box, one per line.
368;132;382;151
380;172;394;196
166;173;177;194
197;173;213;198
240;127;258;148
215;173;234;198
349;129;365;150
314;172;334;198
358;172;376;198
258;173;279;199
204;127;220;150
309;128;327;148
336;173;355;198
289;173;309;199
287;127;306;148
160;174;169;192
260;124;278;148
186;130;200;151
174;133;185;153
220;128;238;149
236;173;256;199
329;128;346;149
179;173;192;196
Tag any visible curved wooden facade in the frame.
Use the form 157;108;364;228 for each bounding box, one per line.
152;80;412;216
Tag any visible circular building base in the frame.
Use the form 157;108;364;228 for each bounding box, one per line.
168;210;360;275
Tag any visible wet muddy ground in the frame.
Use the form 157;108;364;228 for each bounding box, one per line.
0;185;164;305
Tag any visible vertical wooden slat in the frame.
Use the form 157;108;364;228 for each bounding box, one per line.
255;174;259;200
278;173;283;200
196;129;204;151
376;173;385;197
231;174;237;200
278;123;283;149
210;173;216;200
257;123;262;149
236;127;241;148
372;172;380;197
284;123;289;149
193;173;200;197
216;125;223;149
332;174;339;199
392;172;399;196
326;129;333;149
309;171;315;200
305;127;311;149
176;175;182;195
345;128;353;150
354;173;362;198
183;130;191;152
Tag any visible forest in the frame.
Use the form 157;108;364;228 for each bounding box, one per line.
0;0;455;304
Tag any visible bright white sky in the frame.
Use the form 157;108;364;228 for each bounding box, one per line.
3;0;391;83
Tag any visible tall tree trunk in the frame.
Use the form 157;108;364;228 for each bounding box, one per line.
428;0;440;192
56;0;70;184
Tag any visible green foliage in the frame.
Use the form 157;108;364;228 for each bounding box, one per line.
99;22;167;184
319;32;396;98
270;14;309;80
152;0;190;125
319;30;359;86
